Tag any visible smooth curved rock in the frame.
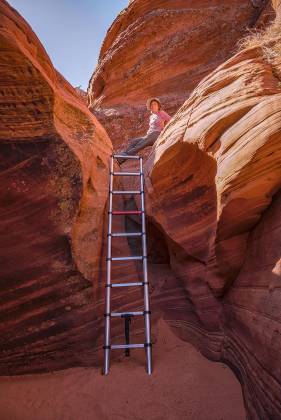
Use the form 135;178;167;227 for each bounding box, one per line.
145;45;281;296
143;36;281;420
223;189;281;419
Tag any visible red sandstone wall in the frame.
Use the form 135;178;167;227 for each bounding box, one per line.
0;0;112;374
98;1;281;417
142;26;281;420
1;0;281;418
88;0;271;148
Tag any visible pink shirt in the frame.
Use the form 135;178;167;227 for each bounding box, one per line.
147;110;172;134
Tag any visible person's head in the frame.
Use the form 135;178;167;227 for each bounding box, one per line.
146;97;162;112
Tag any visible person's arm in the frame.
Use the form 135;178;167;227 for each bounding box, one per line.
161;110;172;127
161;110;172;122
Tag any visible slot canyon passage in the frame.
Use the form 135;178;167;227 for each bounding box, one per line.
0;0;281;419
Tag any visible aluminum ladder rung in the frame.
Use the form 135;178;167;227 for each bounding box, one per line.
112;154;140;160
111;256;143;261
111;282;144;287
111;232;143;237
111;344;145;349
111;190;142;195
113;172;141;176
111;210;142;215
111;311;144;317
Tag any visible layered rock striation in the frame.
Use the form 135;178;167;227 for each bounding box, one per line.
1;0;281;419
88;0;271;148
141;20;281;420
108;2;281;417
0;0;112;374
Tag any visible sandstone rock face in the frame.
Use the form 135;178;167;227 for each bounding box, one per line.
88;0;270;148
75;86;87;103
272;0;281;10
1;0;281;418
0;0;179;376
107;3;281;417
223;190;281;419
142;41;281;420
0;0;112;374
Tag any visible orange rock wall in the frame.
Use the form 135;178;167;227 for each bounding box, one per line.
88;1;281;417
142;30;281;420
0;0;112;374
88;0;271;148
1;0;281;418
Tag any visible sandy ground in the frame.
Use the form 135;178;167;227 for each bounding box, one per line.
0;320;246;420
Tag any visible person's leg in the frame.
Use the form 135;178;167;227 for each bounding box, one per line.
126;137;148;154
126;131;160;155
116;136;146;164
125;136;146;153
145;131;161;147
117;136;145;160
116;131;160;164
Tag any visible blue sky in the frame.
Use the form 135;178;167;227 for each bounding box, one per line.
8;0;128;90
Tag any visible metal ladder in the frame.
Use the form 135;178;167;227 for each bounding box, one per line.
103;154;152;375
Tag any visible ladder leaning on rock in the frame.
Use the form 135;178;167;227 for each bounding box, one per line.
103;154;152;375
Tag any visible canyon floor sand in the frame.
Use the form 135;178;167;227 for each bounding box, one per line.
0;319;245;420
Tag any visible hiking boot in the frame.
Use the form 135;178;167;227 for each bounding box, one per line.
116;153;129;164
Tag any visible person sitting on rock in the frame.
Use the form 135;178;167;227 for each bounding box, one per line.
117;97;172;164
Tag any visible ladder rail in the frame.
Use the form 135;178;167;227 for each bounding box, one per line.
104;156;114;375
140;157;152;375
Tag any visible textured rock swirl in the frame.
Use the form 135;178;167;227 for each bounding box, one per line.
0;0;112;374
88;0;270;148
145;45;281;296
1;1;281;418
223;190;281;419
143;34;281;420
0;0;179;375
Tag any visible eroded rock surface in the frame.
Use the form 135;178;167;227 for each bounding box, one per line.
108;2;281;417
88;0;270;148
0;0;112;374
142;33;281;420
1;0;281;419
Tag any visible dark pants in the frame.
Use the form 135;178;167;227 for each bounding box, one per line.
124;130;161;155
